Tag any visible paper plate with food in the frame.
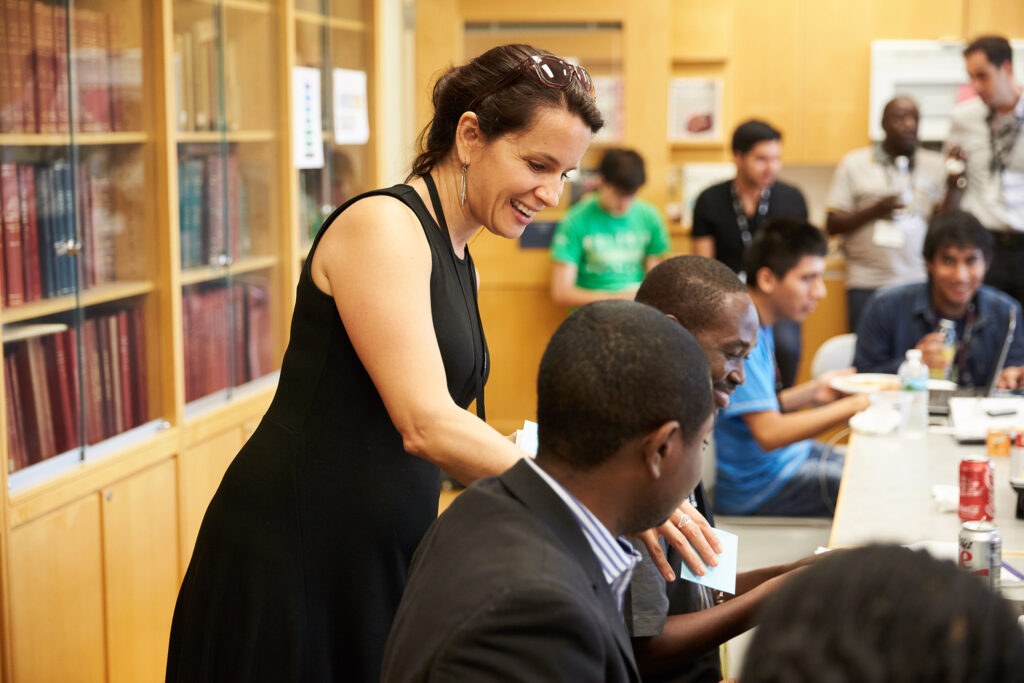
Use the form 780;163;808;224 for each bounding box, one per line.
829;373;901;394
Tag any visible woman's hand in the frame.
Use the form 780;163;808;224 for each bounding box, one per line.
636;500;722;582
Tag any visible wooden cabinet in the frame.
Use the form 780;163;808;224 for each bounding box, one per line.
101;460;179;683
8;495;106;683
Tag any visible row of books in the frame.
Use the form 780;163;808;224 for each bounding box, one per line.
4;306;148;472
178;147;251;269
183;281;273;403
0;0;134;135
172;18;241;133
0;156;120;307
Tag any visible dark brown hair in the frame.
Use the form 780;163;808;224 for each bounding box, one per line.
409;44;604;180
964;36;1013;69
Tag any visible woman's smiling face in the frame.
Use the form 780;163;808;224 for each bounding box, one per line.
464;106;593;239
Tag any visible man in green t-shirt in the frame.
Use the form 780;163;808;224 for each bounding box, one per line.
550;149;670;306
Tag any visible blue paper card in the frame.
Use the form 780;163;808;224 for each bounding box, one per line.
677;527;738;594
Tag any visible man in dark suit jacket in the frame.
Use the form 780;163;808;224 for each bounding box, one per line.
381;300;716;682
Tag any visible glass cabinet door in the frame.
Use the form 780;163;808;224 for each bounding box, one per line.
1;0;160;489
174;0;283;411
293;0;374;254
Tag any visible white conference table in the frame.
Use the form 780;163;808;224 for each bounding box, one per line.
829;430;1024;557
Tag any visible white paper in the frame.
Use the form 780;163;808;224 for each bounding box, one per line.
514;420;538;457
667;77;722;142
681;163;735;226
678;527;738;594
333;68;370;145
591;75;624;143
872;220;907;248
292;66;324;169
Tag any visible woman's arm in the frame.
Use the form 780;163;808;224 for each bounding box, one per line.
312;195;525;485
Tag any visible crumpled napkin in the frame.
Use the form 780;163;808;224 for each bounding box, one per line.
931;484;959;513
849;404;901;435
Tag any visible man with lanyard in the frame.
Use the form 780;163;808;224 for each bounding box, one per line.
942;36;1024;308
692;120;808;389
826;97;945;331
853;210;1024;387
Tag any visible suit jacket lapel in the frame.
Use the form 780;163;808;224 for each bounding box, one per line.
500;460;640;679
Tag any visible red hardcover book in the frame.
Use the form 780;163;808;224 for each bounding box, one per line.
42;329;75;453
230;283;245;385
89;163;114;284
30;0;55;133
5;353;25;471
109;312;126;433
1;162;24;307
213;286;229;394
81;318;104;444
16;0;34;133
247;283;273;380
128;306;148;424
16;338;55;464
96;313;115;438
63;326;80;446
0;2;12;133
17;164;40;302
227;152;241;260
116;311;132;428
52;4;68;133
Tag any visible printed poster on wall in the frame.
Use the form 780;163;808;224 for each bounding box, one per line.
333;68;370;145
591;75;624;143
667;77;722;142
292;66;324;170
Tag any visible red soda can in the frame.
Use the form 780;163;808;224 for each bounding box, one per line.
959;455;995;521
958;520;1002;592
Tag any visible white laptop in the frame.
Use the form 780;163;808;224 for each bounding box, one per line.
949;396;1024;442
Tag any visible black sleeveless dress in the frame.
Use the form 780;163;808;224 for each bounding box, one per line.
165;179;488;682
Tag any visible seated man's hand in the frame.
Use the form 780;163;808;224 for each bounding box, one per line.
636;500;722;582
998;365;1024;390
813;367;855;404
915;332;949;373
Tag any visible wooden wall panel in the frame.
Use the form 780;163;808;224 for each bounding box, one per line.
965;0;1024;36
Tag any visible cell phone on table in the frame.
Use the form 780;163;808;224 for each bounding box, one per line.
985;405;1018;417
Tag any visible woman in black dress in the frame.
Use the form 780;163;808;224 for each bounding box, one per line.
165;44;604;682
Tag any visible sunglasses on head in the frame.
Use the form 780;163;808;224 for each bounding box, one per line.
467;55;596;113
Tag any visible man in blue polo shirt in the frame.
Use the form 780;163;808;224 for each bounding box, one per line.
714;219;870;517
854;210;1024;385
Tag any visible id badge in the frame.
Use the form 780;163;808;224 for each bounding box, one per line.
872;220;906;248
1002;169;1024;230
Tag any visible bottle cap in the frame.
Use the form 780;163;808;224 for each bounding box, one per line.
906;349;922;360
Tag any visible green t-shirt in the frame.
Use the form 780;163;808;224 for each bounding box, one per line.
550;194;670;292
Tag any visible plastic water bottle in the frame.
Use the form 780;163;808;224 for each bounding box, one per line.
898;349;929;437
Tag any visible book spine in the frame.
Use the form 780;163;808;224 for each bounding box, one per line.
65;325;81;447
53;161;73;295
30;0;55;133
129;306;147;423
116;311;132;428
16;0;34;133
82;317;104;444
18;163;41;302
96;313;114;438
4;0;25;133
0;1;11;133
43;330;74;453
204;151;225;265
106;314;124;435
33;164;56;298
52;4;68;133
1;162;25;307
5;352;25;471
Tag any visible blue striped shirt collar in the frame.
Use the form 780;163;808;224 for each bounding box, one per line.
524;457;641;614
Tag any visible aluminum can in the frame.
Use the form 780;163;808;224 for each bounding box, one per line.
959;520;1002;592
987;428;1012;458
959;455;995;521
1010;431;1024;487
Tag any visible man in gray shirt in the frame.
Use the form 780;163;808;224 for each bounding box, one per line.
826;96;945;331
943;36;1024;307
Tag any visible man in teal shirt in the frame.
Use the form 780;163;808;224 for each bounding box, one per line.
551;149;670;306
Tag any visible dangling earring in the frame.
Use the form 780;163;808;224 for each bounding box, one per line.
460;163;468;208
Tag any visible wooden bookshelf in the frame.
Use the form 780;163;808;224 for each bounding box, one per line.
0;132;150;147
0;281;157;324
176;130;277;143
179;255;278;286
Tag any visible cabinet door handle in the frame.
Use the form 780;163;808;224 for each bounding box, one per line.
105;491;113;502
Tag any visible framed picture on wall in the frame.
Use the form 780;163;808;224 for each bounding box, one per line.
667;77;722;142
